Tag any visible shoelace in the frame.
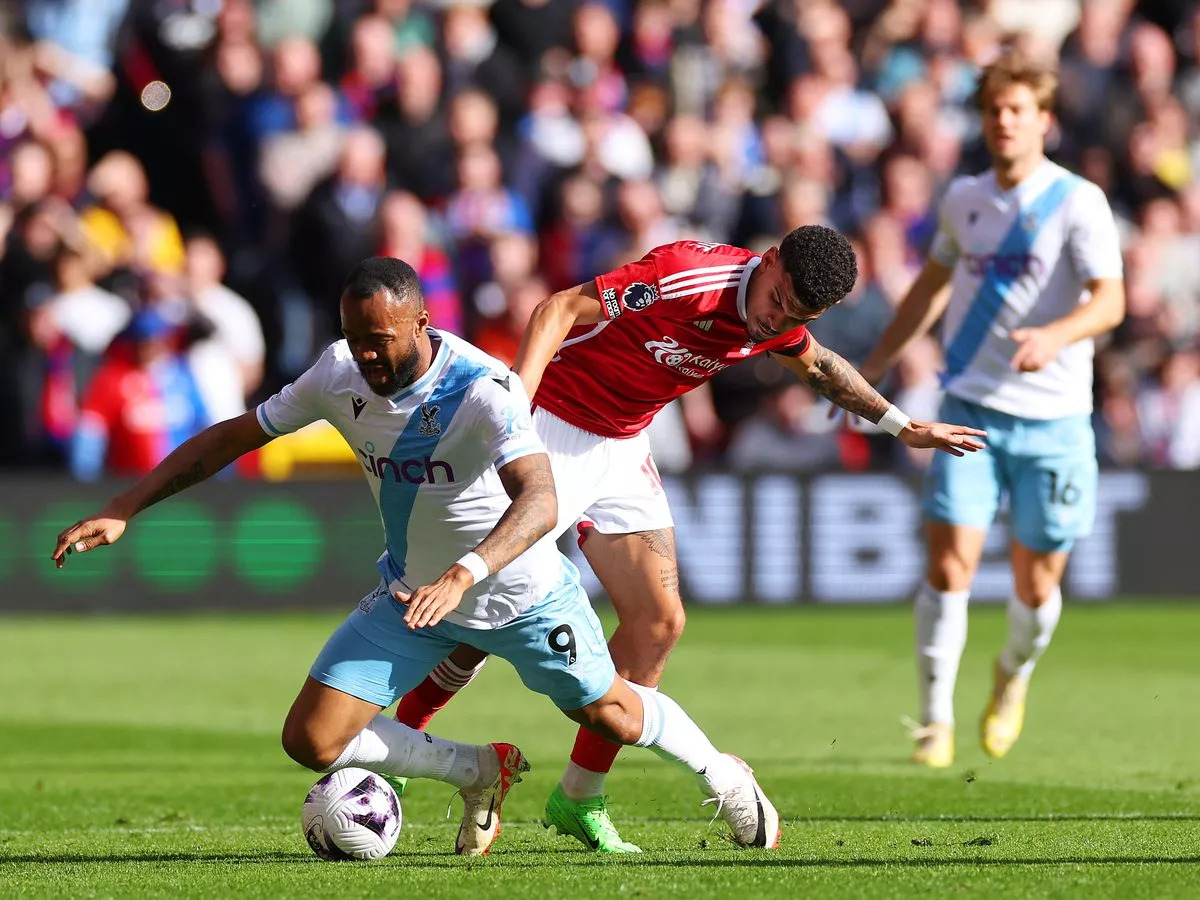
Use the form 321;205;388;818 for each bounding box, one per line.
901;715;943;740
700;788;759;835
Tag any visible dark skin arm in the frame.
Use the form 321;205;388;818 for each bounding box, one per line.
773;334;987;456
51;412;272;566
397;452;558;628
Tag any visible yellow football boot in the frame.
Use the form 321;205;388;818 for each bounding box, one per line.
908;721;955;768
980;660;1029;758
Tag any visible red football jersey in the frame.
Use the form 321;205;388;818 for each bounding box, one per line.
535;241;810;437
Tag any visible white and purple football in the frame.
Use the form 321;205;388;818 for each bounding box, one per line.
302;768;402;861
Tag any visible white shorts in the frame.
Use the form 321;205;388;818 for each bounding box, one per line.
534;408;674;538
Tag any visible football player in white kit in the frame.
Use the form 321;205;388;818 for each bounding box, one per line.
860;52;1126;767
51;257;784;853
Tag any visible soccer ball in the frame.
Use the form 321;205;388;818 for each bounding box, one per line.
302;768;402;861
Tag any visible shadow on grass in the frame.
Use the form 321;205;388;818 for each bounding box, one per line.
4;852;1199;868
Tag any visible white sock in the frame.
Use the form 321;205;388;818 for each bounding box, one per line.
915;582;970;725
999;587;1062;679
328;714;488;789
627;681;739;796
559;683;660;800
560;763;607;800
429;657;487;692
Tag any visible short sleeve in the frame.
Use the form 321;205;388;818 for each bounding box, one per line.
766;326;811;357
465;372;546;469
1066;182;1123;282
593;242;752;321
928;183;962;267
255;350;332;437
594;254;660;321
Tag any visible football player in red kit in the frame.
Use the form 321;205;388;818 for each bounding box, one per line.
395;226;986;850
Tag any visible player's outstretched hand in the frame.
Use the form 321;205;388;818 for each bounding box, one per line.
394;567;473;629
52;513;128;568
899;421;988;457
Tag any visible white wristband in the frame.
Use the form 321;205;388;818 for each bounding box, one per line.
455;551;489;586
878;404;912;438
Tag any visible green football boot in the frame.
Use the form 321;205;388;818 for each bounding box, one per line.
543;785;642;853
380;775;408;798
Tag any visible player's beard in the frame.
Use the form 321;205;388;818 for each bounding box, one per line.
361;352;421;396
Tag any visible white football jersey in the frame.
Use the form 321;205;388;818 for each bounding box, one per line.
256;329;575;629
930;159;1122;418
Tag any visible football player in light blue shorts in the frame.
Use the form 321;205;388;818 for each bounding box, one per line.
861;52;1125;767
52;256;781;854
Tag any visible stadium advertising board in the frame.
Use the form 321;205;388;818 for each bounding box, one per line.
1;471;1192;612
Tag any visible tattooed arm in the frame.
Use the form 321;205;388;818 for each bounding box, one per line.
398;452;559;629
773;335;892;423
475;453;558;573
772;335;988;457
52;412;273;567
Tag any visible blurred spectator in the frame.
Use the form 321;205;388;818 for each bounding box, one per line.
339;14;399;121
70;307;210;481
249;36;338;141
24;0;125;115
444;142;534;296
472;231;538;321
474;273;546;367
183;234;266;405
1139;350;1200;469
727;381;843;472
288;125;388;353
490;0;578;78
374;0;437;57
79;151;186;277
258;81;346;212
256;0;334;49
657;114;738;240
26;243;131;451
1094;354;1145;468
539;173;621;292
613;178;686;260
441;3;526;125
448;88;517;176
378;191;464;336
568;3;627;115
377;46;455;203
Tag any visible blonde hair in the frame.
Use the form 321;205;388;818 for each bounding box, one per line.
974;51;1059;111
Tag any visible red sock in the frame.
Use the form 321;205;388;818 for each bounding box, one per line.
570;725;623;773
394;676;453;730
395;658;485;730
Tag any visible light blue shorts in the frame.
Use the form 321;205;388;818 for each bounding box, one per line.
309;579;616;711
922;394;1098;553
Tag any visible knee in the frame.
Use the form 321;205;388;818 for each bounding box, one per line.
578;701;641;746
1013;579;1060;608
281;714;343;772
926;553;974;593
637;607;687;659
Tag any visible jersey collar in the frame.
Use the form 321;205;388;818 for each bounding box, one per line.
736;256;761;322
990;156;1054;202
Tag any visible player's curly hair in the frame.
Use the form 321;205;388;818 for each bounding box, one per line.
341;256;425;309
778;225;858;313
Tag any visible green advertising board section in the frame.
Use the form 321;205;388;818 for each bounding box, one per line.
0;471;1194;613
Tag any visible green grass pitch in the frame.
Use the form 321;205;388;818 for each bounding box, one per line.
1;602;1197;898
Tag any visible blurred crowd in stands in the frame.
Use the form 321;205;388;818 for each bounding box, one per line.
1;0;1198;480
